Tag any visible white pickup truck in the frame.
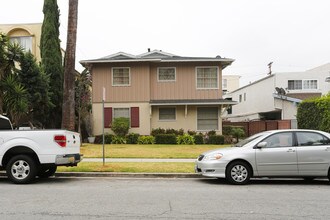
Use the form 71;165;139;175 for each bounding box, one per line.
0;115;82;184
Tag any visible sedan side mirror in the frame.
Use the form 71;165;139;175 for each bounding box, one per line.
255;142;267;149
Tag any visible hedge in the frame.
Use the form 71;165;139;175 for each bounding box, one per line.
155;134;177;144
207;135;225;145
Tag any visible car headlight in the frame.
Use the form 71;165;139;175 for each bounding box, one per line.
203;153;223;161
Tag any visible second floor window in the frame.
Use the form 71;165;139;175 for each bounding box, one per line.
222;79;228;89
158;67;176;82
10;36;32;52
196;67;218;89
112;67;130;86
288;80;317;90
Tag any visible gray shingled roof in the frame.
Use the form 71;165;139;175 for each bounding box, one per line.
80;50;234;68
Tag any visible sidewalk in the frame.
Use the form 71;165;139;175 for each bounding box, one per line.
83;158;196;163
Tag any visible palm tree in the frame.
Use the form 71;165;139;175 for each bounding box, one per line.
62;0;78;131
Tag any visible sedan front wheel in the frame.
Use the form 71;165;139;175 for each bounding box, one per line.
226;161;251;185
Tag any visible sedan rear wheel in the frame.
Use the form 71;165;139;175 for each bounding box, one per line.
226;161;251;185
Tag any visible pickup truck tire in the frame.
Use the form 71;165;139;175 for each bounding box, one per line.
6;155;38;184
38;165;57;178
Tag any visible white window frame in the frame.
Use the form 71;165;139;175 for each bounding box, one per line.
112;67;131;86
302;79;318;90
222;78;228;90
159;107;176;121
288;79;318;90
113;108;130;119
196;107;219;131
196;66;219;89
157;67;176;82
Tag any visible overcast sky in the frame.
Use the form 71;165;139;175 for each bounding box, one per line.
1;0;330;85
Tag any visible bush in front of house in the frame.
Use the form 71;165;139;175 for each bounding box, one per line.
111;136;127;144
208;135;225;145
151;128;166;136
126;133;140;144
111;117;130;137
94;133;114;144
193;134;204;144
137;135;155;144
177;134;195;145
155;134;177;144
231;127;245;143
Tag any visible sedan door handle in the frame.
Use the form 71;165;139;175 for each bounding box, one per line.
287;149;296;153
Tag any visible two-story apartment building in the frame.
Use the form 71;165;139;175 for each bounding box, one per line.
81;50;236;135
225;63;330;123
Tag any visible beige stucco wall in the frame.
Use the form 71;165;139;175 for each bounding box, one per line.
92;102;151;136
151;106;223;134
0;23;42;62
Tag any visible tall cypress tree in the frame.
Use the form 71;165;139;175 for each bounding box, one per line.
18;51;53;127
40;0;63;128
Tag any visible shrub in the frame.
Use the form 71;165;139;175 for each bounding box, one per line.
207;130;216;136
193;134;204;144
165;128;184;136
126;133;140;144
297;94;330;132
187;130;197;136
137;136;155;144
224;135;234;144
111;136;127;144
231;127;245;143
94;133;113;144
111;117;130;137
177;134;195;145
155;134;177;144
151;128;166;136
208;135;225;144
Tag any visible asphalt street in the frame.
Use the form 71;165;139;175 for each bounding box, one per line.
0;176;330;220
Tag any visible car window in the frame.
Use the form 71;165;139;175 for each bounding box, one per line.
262;132;293;148
296;132;330;146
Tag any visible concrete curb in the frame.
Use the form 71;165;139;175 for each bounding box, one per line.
55;172;201;178
0;171;202;179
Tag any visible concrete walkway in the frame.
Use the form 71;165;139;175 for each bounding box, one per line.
83;158;196;163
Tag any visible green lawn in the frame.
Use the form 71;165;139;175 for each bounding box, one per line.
59;144;228;173
81;144;227;158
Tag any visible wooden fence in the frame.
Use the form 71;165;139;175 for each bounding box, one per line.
223;120;291;136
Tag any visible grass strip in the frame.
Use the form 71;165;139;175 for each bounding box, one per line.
81;144;226;158
57;162;195;173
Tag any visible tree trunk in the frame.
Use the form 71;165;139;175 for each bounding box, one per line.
62;0;78;131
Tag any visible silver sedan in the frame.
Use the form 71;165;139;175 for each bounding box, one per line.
195;129;330;184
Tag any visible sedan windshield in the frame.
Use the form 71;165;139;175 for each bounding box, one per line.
234;132;269;147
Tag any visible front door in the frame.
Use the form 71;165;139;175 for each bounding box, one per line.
256;132;298;176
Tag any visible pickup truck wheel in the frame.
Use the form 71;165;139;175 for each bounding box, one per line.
38;165;57;178
6;155;37;184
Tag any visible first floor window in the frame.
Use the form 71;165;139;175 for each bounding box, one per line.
196;67;218;89
112;67;130;86
114;108;130;119
159;108;176;120
197;107;218;130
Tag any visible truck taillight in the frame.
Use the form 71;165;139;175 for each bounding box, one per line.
54;135;66;147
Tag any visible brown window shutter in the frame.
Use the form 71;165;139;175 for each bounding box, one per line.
130;107;139;128
104;107;112;128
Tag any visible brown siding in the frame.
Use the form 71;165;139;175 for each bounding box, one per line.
150;62;223;100
92;63;150;103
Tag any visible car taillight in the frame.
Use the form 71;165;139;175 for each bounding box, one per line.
54;135;66;147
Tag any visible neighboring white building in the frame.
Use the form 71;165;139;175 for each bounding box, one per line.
224;63;330;123
222;75;240;95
